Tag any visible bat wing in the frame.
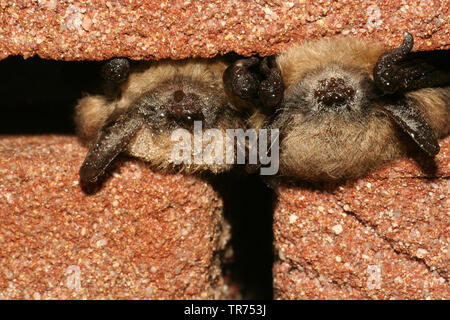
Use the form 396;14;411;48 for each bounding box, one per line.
379;99;440;156
79;108;144;183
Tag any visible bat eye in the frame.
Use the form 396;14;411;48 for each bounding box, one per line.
314;77;355;107
166;90;205;126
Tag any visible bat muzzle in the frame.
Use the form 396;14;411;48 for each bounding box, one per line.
166;89;205;127
314;77;355;108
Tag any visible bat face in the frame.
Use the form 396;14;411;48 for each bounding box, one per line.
270;63;395;181
280;64;374;116
75;59;244;183
273;37;449;181
224;34;450;182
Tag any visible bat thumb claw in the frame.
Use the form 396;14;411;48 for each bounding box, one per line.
79;162;101;184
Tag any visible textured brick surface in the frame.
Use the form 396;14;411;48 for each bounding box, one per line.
273;137;449;299
0;135;233;299
0;0;448;61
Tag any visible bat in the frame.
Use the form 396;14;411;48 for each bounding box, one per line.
75;58;246;183
224;33;450;182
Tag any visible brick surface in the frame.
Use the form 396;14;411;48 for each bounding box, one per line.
0;0;448;61
0;135;233;299
273;137;449;299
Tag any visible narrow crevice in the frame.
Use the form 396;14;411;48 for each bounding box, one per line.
0;56;101;135
211;173;276;300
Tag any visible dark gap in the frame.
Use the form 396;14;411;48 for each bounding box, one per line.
0;56;102;134
211;173;275;300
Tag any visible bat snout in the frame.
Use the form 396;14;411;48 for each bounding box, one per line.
314;77;355;108
166;89;205;126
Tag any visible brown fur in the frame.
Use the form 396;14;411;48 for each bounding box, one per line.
75;59;245;175
261;37;449;182
276;37;386;87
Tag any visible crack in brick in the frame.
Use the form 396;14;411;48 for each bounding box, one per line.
276;254;368;299
339;205;448;283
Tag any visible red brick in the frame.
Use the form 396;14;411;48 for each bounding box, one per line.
0;135;234;299
273;137;449;299
0;1;448;61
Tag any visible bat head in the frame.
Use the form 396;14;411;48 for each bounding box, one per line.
76;60;242;183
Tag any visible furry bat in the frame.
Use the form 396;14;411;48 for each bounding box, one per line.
224;33;450;182
75;58;245;183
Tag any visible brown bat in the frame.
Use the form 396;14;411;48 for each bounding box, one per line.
224;33;450;182
75;58;246;183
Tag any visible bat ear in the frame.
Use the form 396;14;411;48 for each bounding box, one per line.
102;58;130;84
79;109;144;183
380;100;440;156
223;56;260;105
223;56;284;113
258;57;285;110
374;32;450;94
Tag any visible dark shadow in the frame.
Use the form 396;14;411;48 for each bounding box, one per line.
210;173;275;300
0;56;102;134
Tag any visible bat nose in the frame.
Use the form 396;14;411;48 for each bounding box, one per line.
173;90;186;103
314;77;355;107
167;90;204;126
